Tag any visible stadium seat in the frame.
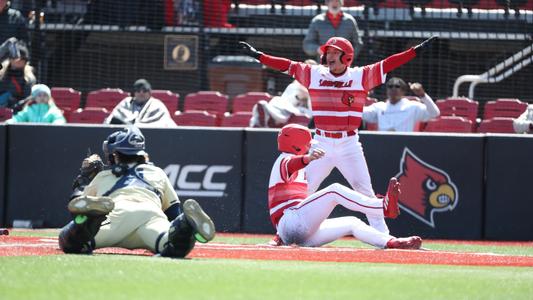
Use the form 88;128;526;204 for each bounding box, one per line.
436;97;479;123
69;107;109;124
51;87;82;110
220;112;253;127
288;114;312;127
173;110;217;127
151;90;179;113
183;91;229;117
423;116;474;133
85;88;129;111
232;92;272;113
477;117;516;133
483;98;527;119
0;107;13;122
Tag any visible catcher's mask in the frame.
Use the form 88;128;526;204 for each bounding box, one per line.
319;37;354;66
277;124;312;155
102;125;147;164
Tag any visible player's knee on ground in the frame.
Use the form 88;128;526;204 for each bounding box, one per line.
58;216;105;254
159;214;196;258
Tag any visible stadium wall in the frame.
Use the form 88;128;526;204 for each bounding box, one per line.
0;125;5;227
1;125;532;240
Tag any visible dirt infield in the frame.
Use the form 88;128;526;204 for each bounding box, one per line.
1;234;533;267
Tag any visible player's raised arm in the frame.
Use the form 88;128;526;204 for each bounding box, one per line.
363;36;438;90
239;41;291;71
239;41;312;87
383;36;438;73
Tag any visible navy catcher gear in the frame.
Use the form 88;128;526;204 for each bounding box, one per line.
102;126;147;163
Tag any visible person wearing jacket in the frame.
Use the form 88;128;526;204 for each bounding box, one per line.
7;83;66;124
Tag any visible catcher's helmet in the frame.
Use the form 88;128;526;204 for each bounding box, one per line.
102;126;147;163
319;37;354;66
278;124;312;155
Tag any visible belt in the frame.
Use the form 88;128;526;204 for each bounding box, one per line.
315;129;357;139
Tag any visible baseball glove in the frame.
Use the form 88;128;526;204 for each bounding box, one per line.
72;154;105;191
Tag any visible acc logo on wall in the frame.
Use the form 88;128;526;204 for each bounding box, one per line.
164;164;233;197
394;148;458;228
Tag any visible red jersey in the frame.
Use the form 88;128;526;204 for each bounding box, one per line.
287;62;385;131
268;153;308;228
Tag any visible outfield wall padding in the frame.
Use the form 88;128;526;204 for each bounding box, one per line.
484;134;533;241
4;124;243;231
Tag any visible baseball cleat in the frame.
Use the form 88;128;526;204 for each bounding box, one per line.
68;195;114;216
268;234;284;246
386;236;422;250
383;177;400;219
183;199;215;243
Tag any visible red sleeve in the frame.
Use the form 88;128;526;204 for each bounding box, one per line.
362;48;417;90
287;155;309;177
259;54;291;72
260;54;312;88
382;48;417;73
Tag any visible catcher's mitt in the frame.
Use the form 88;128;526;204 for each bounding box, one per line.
72;154;105;191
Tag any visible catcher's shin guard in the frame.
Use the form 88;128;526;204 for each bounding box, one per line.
58;215;107;254
160;199;215;258
59;196;114;254
160;214;196;258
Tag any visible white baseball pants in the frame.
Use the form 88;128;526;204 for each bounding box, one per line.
306;133;389;234
277;183;393;248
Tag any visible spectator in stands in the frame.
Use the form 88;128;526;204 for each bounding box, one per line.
362;77;440;132
303;0;363;60
250;60;316;128
513;104;533;134
0;41;35;110
0;0;29;45
6;83;66;124
105;79;177;128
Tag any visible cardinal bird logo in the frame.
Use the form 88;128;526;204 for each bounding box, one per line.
395;148;458;227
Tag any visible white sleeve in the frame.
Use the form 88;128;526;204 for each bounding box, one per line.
415;94;440;122
362;104;379;123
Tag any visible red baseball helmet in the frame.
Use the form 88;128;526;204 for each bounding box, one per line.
319;37;354;66
278;124;312;155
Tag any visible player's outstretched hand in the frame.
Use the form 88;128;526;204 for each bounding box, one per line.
414;36;438;55
307;148;325;162
239;41;263;59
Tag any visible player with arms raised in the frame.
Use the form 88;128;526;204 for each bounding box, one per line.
269;124;421;249
241;36;437;235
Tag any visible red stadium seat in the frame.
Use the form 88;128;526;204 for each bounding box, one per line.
423;116;473;133
173;110;217;127
436;97;479;123
151;90;179;113
85;88;129;111
220;112;253;127
69;107;109;124
0;107;13;122
51;87;82;110
477;117;516;133
483;98;527;119
183;91;229;117
232;92;272;113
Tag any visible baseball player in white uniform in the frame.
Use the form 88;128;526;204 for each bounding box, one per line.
268;124;422;249
59;126;215;258
363;77;440;132
240;36;437;234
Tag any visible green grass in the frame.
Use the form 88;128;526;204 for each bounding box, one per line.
1;255;532;300
2;230;533;300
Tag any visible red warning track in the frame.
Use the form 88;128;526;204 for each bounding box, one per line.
1;235;532;267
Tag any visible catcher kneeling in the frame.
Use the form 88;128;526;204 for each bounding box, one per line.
59;126;215;257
